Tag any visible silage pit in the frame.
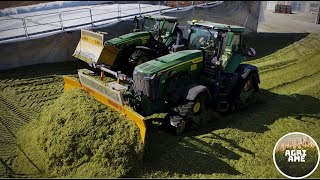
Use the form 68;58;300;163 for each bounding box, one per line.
14;88;143;178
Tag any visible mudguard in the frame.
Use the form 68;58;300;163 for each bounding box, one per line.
237;64;260;83
135;46;152;52
185;84;212;101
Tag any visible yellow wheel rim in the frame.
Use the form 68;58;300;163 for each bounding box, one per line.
193;101;201;113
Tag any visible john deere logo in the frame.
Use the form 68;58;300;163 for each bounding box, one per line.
273;132;320;179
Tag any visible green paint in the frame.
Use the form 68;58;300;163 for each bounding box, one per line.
226;32;234;46
223;53;246;73
135;50;202;75
106;32;150;46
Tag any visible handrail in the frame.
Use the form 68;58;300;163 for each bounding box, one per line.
0;1;215;42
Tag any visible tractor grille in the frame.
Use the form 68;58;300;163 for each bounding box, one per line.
132;70;159;101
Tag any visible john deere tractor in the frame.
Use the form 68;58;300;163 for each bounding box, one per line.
125;20;260;133
64;20;260;143
73;14;186;75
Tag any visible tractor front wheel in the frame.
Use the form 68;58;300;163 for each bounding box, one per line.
166;93;209;135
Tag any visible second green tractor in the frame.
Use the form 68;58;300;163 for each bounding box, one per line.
73;14;186;74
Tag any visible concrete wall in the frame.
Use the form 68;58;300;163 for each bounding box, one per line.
0;20;135;71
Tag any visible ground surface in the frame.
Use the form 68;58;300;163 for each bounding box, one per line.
258;10;320;33
1;6;320;179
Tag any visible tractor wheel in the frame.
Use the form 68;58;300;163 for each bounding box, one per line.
239;72;260;108
128;50;150;68
166;93;209;135
188;94;209;128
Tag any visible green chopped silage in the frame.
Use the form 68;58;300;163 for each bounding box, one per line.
13;88;143;178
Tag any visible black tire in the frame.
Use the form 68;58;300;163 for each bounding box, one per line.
166;93;209;135
129;50;150;67
188;94;209;128
238;72;260;108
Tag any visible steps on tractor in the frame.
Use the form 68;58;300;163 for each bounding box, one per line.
217;100;229;112
204;61;215;69
216;82;229;112
218;92;228;98
200;75;216;85
203;67;217;77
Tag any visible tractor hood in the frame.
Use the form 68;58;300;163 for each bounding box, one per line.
134;50;203;76
132;50;203;101
106;31;150;47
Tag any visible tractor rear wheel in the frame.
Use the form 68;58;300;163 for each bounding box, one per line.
128;50;150;68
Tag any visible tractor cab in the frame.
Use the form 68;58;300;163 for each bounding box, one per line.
142;15;178;39
134;14;178;45
187;20;251;73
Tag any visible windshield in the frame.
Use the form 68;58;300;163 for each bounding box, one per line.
144;18;159;32
143;18;175;36
161;21;175;36
188;27;220;51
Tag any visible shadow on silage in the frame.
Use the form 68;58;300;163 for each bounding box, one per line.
142;124;242;176
242;32;309;60
225;89;320;133
141;89;320;176
185;89;320;135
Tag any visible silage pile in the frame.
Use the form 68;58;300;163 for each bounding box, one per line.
13;88;143;178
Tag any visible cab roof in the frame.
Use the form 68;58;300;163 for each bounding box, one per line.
144;14;178;22
188;20;245;33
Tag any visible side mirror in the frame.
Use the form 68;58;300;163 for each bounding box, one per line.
247;47;256;57
241;44;256;58
133;16;140;32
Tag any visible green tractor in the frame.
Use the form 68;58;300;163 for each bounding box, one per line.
127;20;260;134
73;14;186;75
64;20;260;142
